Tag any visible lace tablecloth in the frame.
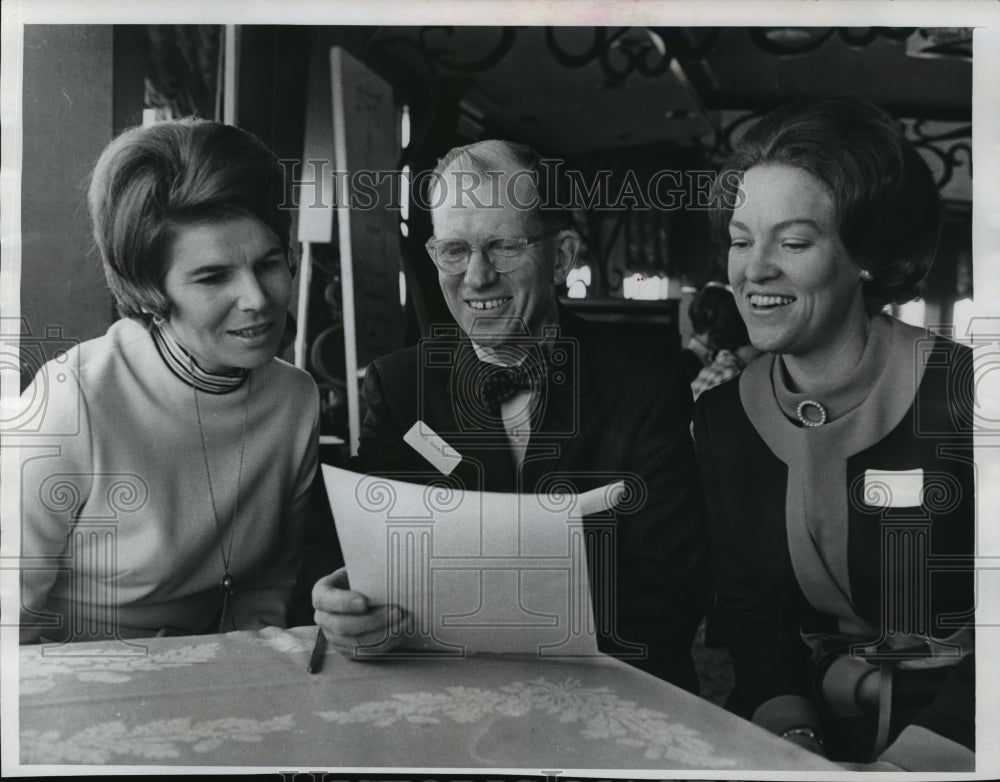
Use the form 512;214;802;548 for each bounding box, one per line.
17;625;837;771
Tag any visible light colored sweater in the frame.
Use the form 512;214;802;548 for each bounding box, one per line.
16;317;319;641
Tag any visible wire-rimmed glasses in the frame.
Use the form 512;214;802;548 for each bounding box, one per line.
425;229;561;275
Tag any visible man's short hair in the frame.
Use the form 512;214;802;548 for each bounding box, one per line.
710;97;941;311
88;118;292;323
428;139;571;232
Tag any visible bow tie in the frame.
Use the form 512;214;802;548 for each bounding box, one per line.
478;362;536;410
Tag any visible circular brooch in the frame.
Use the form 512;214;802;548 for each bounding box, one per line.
796;399;828;427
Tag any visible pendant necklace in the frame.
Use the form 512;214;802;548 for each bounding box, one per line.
193;368;252;633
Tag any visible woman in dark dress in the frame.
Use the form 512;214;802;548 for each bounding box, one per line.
694;97;974;771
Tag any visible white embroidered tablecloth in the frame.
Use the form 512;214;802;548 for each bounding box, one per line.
17;625;837;771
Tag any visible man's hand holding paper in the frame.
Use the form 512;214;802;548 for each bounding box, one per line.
312;568;407;655
318;466;628;658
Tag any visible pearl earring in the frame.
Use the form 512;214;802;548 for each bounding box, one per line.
860;269;874;281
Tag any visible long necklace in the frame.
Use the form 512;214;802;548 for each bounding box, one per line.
193;369;252;633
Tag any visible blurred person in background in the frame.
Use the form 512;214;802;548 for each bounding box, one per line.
689;284;762;401
679;283;727;385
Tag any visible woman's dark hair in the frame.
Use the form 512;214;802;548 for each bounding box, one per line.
88;119;293;322
710;97;941;310
688;284;749;353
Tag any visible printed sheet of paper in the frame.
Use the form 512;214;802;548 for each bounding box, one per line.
323;465;626;657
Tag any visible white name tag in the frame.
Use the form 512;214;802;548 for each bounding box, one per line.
863;468;924;508
403;421;462;476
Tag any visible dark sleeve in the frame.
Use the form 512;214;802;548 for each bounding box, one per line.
353;359;422;476
612;356;711;692
904;341;975;752
909;653;975;750
693;388;817;727
878;654;975;770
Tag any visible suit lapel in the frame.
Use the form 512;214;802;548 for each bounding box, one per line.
521;315;594;491
444;341;519;492
436;316;596;493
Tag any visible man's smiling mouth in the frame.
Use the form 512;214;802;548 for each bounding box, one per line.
467;297;512;311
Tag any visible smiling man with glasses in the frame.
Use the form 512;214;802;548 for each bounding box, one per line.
312;140;711;693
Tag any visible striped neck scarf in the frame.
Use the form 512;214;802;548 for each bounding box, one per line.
150;321;249;394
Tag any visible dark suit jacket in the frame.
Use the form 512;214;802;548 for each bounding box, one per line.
353;311;711;691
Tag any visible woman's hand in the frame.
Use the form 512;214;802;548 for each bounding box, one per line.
311;568;406;656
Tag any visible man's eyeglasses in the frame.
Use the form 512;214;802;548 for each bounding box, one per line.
425;229;561;275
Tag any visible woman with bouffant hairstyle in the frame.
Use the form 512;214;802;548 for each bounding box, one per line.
19;119;318;642
695;98;974;771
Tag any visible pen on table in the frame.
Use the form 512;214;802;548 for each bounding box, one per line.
307;628;327;674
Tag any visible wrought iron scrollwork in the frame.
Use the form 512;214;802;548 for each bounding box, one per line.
364;27;518;166
916;146;973;192
910;120;975;144
545;27;674;86
907;120;972;191
417;27;518;73
747;27;915;57
695;109;768;166
544;27;608;68
704;111;971;196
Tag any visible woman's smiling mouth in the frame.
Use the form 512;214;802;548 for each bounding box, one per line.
228;322;273;339
749;293;797;310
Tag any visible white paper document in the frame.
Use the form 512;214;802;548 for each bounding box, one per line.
322;465;627;657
